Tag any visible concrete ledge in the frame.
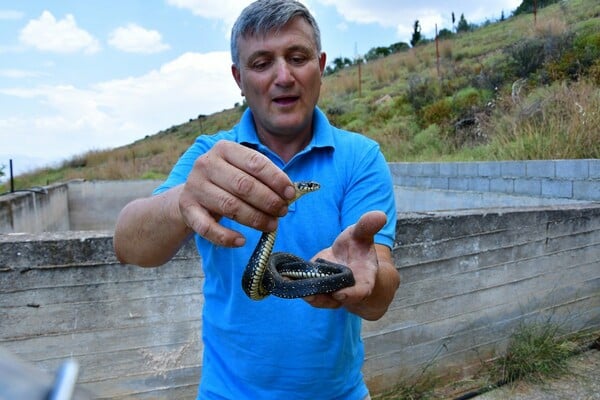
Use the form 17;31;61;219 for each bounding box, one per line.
390;159;600;201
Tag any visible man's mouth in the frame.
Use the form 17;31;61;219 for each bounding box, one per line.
273;96;299;106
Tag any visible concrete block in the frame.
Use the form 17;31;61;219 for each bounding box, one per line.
556;159;589;179
419;163;440;176
457;163;479;177
478;162;502;177
414;177;448;190
429;177;450;190
439;163;458;177
395;175;418;187
501;161;527;177
542;179;573;199
468;177;491;192
573;180;600;201
449;178;470;191
490;178;514;194
526;160;556;178
590;160;600;179
514;179;541;196
388;162;410;177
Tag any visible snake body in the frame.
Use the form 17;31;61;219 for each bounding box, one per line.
241;181;355;300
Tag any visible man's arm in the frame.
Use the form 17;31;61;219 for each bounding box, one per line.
113;141;295;267
114;185;193;267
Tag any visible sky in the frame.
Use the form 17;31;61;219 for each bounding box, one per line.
0;0;521;178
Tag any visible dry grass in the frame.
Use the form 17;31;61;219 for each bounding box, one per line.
486;79;600;159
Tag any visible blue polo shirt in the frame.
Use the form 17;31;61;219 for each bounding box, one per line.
155;108;396;400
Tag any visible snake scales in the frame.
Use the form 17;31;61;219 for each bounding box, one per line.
242;181;355;300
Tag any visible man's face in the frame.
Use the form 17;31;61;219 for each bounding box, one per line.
232;17;326;142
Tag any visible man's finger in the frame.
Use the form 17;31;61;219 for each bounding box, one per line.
352;211;387;241
180;202;246;247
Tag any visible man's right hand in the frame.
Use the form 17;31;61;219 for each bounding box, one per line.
178;140;296;247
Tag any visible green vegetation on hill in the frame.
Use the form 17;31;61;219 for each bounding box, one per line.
2;0;599;192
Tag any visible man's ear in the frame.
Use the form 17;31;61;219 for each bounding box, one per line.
231;64;243;95
318;52;327;76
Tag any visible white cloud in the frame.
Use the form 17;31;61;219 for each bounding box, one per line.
0;10;24;20
109;23;170;54
0;69;44;79
316;0;522;42
0;51;242;168
166;0;253;21
19;11;101;54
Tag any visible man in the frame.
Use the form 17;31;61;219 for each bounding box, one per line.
113;1;399;399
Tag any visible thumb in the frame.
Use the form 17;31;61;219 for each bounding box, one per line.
352;211;387;242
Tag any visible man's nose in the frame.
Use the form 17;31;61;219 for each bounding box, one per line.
274;59;294;86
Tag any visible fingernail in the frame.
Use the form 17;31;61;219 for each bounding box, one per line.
278;205;288;217
233;237;246;247
284;185;296;200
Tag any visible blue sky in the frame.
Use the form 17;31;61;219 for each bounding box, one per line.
0;0;521;177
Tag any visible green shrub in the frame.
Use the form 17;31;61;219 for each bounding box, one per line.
405;75;441;112
412;124;444;156
421;99;453;126
507;32;574;80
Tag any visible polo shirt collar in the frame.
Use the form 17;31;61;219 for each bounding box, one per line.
237;107;335;153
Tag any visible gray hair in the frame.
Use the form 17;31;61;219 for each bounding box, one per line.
230;0;322;67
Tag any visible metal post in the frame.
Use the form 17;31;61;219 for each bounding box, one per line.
9;159;14;193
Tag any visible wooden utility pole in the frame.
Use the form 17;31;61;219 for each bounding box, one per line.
435;24;440;78
357;60;362;98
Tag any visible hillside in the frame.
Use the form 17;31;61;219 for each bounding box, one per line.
3;0;599;191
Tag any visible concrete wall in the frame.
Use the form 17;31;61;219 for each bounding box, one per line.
364;204;600;391
0;180;161;234
0;184;69;234
67;180;162;231
0;232;202;399
390;159;600;201
1;204;599;398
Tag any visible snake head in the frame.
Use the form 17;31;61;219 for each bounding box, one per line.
293;181;320;201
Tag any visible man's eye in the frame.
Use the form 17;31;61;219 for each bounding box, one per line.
290;55;308;65
251;60;271;71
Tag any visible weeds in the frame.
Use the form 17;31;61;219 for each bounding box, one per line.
489;321;578;385
486;79;600;159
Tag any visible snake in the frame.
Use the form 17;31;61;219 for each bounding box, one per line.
241;181;355;300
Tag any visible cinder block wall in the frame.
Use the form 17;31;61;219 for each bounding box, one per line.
390;159;600;201
2;204;599;398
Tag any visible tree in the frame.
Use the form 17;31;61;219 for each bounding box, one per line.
389;42;410;53
438;28;454;40
514;0;560;16
452;12;456;31
365;46;391;61
456;13;470;33
410;20;422;47
324;56;354;75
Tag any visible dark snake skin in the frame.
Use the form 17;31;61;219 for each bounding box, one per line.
241;182;355;300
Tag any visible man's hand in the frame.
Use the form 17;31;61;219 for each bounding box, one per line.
179;140;296;247
304;211;399;320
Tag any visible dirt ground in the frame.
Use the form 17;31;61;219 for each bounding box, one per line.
473;348;600;400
